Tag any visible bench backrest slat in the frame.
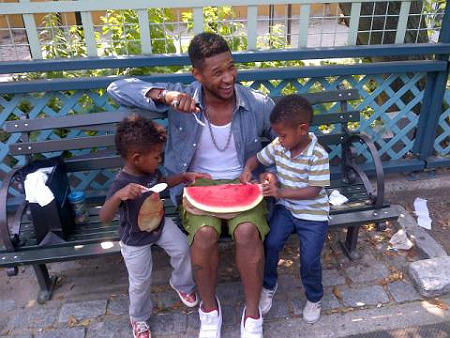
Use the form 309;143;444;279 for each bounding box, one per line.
3;110;164;133
10;135;115;155
317;133;346;146
311;110;360;125
65;155;123;172
273;89;359;105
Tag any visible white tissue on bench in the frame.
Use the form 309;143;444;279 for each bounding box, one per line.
329;189;349;206
24;167;55;207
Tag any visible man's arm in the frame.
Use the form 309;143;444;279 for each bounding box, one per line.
240;155;260;183
107;78;198;112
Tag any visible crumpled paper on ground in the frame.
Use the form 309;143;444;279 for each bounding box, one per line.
24;167;55;207
389;227;414;250
413;197;432;230
328;190;349;206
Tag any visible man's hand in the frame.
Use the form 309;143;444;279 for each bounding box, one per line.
240;167;253;184
182;172;212;185
115;183;148;201
165;91;199;113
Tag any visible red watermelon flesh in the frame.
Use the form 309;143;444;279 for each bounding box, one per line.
184;184;263;213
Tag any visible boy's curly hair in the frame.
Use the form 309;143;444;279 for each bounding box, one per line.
115;114;167;158
270;94;313;126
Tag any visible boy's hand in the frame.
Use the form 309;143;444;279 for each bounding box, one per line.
116;183;148;201
240;167;253;184
261;181;282;199
182;172;212;185
259;172;277;185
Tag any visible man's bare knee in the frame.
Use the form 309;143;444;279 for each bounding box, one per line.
192;226;219;250
234;222;261;247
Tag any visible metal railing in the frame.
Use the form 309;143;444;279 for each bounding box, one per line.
0;0;444;61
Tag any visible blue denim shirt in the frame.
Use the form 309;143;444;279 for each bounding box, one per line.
107;78;276;202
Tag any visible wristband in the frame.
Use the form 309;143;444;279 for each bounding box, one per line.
161;89;168;104
156;89;168;104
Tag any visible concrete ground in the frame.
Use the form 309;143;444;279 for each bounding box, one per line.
1;169;450;337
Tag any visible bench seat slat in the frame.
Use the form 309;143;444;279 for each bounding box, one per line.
328;205;399;228
0;241;121;267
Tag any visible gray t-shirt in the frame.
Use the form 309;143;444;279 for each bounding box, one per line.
106;169;165;246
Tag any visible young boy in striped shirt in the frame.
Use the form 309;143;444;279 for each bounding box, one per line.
240;94;330;324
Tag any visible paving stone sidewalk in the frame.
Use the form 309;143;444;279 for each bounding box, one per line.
3;210;446;338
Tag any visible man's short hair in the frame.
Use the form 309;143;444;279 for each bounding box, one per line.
270;94;313;126
115;114;167;158
188;32;231;69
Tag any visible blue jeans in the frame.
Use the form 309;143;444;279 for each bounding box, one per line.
263;204;328;303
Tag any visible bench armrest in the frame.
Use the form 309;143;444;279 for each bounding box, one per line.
0;168;21;251
342;133;385;208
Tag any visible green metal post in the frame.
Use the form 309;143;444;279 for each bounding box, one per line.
413;4;450;161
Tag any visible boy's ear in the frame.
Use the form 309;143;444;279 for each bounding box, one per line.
298;123;309;135
131;152;140;164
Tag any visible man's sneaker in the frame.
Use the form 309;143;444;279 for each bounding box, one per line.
240;307;263;338
169;280;199;307
303;300;322;324
130;319;151;338
198;297;222;338
260;283;278;315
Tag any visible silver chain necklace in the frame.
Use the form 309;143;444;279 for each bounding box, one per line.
203;105;233;152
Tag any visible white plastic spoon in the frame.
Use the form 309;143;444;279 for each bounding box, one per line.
146;182;168;193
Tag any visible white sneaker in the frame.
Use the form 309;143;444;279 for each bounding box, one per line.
260;283;278;315
198;297;222;338
240;307;263;338
303;300;322;324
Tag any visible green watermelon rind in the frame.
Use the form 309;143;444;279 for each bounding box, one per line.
184;184;263;213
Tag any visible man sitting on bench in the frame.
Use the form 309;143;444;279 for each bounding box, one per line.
108;32;276;338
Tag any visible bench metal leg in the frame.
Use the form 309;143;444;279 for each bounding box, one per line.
32;264;57;304
376;221;388;231
340;225;362;260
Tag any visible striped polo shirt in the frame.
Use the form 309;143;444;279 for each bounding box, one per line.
257;132;330;221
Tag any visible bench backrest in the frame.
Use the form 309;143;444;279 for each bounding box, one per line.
4;88;360;176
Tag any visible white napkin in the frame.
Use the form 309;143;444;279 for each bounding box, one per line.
24;167;55;207
389;228;413;250
413;197;432;230
328;189;349;206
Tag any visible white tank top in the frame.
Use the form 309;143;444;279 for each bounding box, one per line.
189;122;242;180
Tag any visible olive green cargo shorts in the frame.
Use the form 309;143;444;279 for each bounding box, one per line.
179;178;269;245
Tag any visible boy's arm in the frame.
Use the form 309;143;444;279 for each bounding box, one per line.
99;183;148;223
99;194;122;223
263;185;322;200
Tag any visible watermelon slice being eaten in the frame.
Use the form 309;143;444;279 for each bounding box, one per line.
184;184;263;213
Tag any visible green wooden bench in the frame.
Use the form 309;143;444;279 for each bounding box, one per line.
0;88;399;304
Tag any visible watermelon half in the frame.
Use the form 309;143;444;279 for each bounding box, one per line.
184;184;263;213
